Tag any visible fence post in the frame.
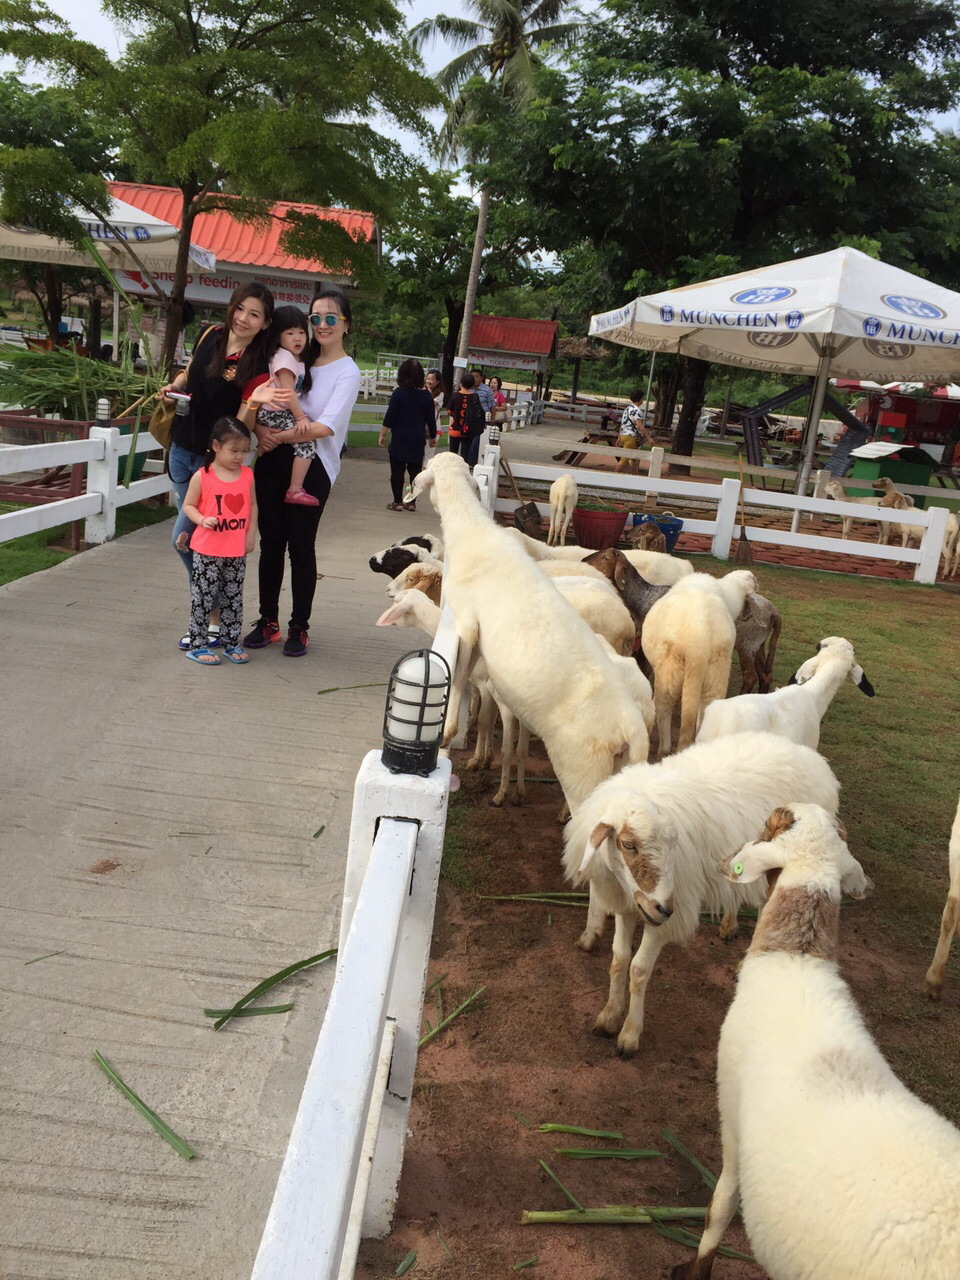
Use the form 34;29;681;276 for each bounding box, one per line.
712;476;740;559
84;425;117;545
644;446;664;509
914;504;949;584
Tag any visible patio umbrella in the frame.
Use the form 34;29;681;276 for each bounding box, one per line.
589;246;960;515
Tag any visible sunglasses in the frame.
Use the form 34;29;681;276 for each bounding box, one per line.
309;312;341;328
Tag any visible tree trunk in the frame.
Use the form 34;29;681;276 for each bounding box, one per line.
570;357;581;403
87;295;102;358
671;356;710;475
442;295;464;404
41;265;63;345
457;186;491;361
653;361;681;435
159;187;199;375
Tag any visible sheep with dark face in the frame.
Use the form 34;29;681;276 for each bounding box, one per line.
368;534;444;578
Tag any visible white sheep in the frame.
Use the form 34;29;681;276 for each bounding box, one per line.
563;733;840;1053
409;453;652;819
641;570;757;755
673;803;960;1280
925;791;960;1000
505;527;693;586
942;511;959;577
697;635;875;750
547;473;577;546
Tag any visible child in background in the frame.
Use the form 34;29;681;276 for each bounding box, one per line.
616;386;656;475
257;306;317;506
181;417;257;665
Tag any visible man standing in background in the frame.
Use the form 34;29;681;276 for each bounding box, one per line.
471;369;494;416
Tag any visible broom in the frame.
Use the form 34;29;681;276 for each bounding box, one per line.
734;454;754;564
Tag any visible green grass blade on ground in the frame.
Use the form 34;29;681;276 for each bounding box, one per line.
212;949;336;1030
92;1051;196;1160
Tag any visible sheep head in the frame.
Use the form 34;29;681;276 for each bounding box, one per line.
578;803;678;925
722;804;872;902
788;636;875;697
388;561;443;605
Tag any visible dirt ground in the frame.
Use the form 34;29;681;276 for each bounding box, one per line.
354;739;932;1280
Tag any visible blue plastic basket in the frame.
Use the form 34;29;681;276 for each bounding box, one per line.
631;511;684;552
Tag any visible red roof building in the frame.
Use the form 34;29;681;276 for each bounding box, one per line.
106;182;379;309
468;314;558;364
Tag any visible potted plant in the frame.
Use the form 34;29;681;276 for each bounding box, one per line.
571;494;629;550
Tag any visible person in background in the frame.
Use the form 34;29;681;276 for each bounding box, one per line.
616;386;655;475
425;368;446;441
379;358;437;511
160;281;274;649
488;375;507;423
471;368;494;416
447;372;476;456
240;286;361;658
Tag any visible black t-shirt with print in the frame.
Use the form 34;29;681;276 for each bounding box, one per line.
170;327;268;456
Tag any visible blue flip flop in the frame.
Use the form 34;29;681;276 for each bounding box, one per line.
185;646;221;666
222;645;249;664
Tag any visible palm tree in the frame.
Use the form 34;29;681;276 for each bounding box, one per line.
412;0;581;360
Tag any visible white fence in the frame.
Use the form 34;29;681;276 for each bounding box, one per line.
0;425;171;546
491;452;952;584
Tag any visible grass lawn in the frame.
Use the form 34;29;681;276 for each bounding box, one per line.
0;501;174;586
445;553;960;1118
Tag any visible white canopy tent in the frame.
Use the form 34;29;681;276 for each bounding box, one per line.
589;246;960;526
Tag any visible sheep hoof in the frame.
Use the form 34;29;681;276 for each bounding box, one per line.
719;923;739;942
592;1014;619;1038
510;791;525;807
464;757;482;772
616;1040;639;1059
489;793;505;808
576;930;598;952
925;980;943;1002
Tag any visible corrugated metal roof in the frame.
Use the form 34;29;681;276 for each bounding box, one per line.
107;182;377;274
470;314;558;357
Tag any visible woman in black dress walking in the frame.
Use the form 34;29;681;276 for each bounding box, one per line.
378;358;437;511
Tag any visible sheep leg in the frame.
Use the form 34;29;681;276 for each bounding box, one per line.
442;627;479;747
616;924;668;1057
737;647;757;695
593;911;637;1035
489;702;517;807
718;907;739;941
559;510;572;546
465;685;496;771
654;685;674;758
925;892;959;999
673;1076;742;1279
466;684;481;736
512;723;530;806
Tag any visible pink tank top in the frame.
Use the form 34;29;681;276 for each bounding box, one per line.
189;465;254;558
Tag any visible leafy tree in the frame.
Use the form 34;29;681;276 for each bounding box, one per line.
0;0;438;369
412;0;581;360
490;0;960;455
383;168;545;395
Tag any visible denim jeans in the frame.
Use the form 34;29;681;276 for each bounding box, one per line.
464;435;481;469
168;441;206;577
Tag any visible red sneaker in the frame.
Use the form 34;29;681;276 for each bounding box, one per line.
243;619;281;648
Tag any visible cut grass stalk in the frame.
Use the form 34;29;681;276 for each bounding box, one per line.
538;1159;584;1212
437;1234;452;1258
538;1123;623;1140
425;972;447;996
520;1206;707;1225
312;825;326;839
212;948;336;1030
512;1259;539;1270
418;984;485;1049
649;1217;754;1262
24;950;62;965
92;1051;196;1160
661;1127;718;1191
317;681;387;696
203;1004;293;1018
513;1111;533;1128
555;1148;664;1160
395;1248;417;1275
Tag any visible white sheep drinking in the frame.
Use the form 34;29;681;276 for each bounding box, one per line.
641;570;758;755
547;473;577;546
672;803;960;1280
563;733;840;1053
697;635;875;750
925;790;960;999
505;527;694;586
409;453;651;817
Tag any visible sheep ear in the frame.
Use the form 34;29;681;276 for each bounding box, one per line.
613;555;631;592
852;664;875;697
412;469;435;500
726;840;784;884
375;600;409;627
580;822;614;875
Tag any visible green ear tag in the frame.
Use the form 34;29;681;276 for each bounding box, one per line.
733;861;744;876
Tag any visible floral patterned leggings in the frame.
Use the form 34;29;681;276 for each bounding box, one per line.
189;552;246;650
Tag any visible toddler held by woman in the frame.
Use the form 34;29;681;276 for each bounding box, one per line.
257;306;318;506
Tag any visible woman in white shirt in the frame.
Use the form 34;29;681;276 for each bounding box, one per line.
242;287;361;657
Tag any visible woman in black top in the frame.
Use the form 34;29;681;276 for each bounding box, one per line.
378;358;437;511
161;283;274;582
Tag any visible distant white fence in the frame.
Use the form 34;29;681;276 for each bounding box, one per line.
0;425;171;546
491;451;952;584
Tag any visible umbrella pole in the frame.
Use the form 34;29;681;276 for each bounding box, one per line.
790;347;832;533
643;352;656;429
111;289;120;366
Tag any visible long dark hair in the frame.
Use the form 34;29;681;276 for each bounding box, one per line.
267;305;309;362
203;415;251;470
204;283;274;386
302;286;352;393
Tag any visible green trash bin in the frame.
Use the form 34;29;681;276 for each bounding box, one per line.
848;446;936;508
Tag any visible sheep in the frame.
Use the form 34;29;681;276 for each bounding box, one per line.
624;520;667;554
672;803;960;1280
733;592;781;694
505;527;693;586
823;475;910;541
582;547;670;636
547;473;577;546
410;452;651;819
563;733;840;1052
925;791;960;1000
369;536;443;579
697;635;875;750
641;570;758;756
942;511;959;577
387;560;443;604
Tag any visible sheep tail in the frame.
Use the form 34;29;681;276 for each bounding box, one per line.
765;610;782;688
679;648;709;749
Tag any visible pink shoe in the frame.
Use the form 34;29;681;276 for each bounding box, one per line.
284;486;320;506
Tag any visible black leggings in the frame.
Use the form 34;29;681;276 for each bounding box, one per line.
389;455;423;504
253;444;331;632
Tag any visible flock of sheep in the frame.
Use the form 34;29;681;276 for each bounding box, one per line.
368;451;960;1280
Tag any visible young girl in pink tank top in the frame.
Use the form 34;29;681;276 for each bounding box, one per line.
181;417;258;665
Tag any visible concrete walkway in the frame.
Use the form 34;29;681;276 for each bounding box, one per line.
0;453;442;1279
